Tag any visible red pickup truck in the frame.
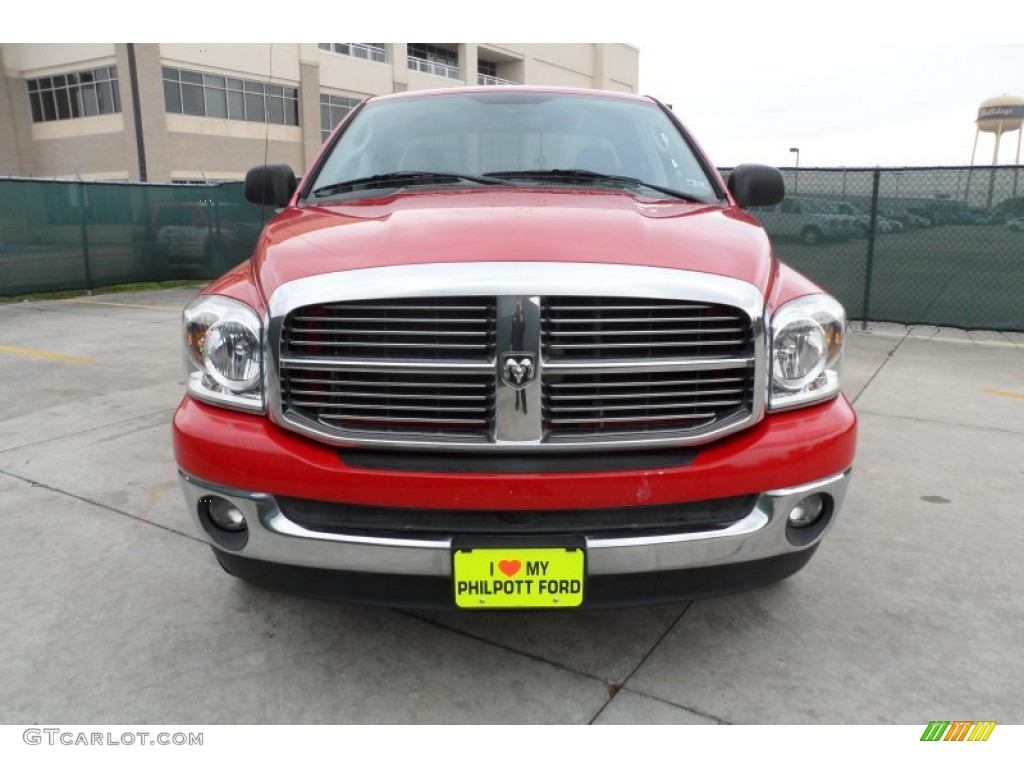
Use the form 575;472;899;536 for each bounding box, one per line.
173;86;856;609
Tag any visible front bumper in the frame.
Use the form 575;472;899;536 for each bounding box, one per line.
176;393;856;610
181;469;850;608
174;394;856;608
210;547;822;610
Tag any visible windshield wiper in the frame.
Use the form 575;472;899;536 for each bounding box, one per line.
484;169;706;203
312;171;511;198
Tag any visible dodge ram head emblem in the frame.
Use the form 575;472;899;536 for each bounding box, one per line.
501;353;535;390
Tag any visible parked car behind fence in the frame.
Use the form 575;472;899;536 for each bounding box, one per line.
750;196;859;244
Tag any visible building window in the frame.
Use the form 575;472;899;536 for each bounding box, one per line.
476;59;517;86
318;43;387;63
320;93;361;142
407;44;461;80
27;66;121;123
162;67;299;126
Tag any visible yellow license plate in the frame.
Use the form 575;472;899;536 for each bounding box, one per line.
453;547;585;608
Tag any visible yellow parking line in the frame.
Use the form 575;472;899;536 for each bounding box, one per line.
0;344;93;363
984;388;1024;400
65;299;181;312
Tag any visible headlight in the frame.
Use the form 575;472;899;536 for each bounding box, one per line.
183;295;264;412
769;294;845;411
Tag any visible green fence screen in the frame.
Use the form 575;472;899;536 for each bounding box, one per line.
729;165;1024;331
1;169;1022;330
0;178;267;296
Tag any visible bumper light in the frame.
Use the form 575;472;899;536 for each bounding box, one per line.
788;494;825;528
202;496;247;532
197;495;250;550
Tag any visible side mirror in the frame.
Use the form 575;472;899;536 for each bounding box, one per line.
727;164;785;209
245;164;297;208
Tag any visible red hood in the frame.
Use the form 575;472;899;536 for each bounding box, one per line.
251;188;775;303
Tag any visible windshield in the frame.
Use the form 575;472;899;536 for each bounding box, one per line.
307;91;720;203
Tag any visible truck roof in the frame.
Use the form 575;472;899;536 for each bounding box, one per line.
367;85;658;106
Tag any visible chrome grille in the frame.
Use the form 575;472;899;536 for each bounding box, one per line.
542;296;752;360
541;296;754;439
282;297;496;361
280;368;495;437
269;263;765;450
543;369;752;437
279;297;496;438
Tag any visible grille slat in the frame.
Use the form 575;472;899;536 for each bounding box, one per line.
288;328;491;337
292;315;491;323
550;399;744;413
289;389;488;401
297;402;489;414
287;377;485;390
548;388;744;402
278;293;755;445
548;339;745;350
549;327;744;337
548;375;745;389
541;295;755;439
282;296;496;362
320;414;489;426
548;315;737;324
543;296;752;361
549;413;718;425
280;360;495;438
301;303;493;311
287;340;490;350
546;303;715;312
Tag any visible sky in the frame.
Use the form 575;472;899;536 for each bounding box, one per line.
26;0;1024;170
640;42;1024;168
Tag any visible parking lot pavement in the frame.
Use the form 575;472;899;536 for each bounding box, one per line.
1;288;1021;724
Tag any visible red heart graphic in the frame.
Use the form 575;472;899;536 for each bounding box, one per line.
498;559;522;578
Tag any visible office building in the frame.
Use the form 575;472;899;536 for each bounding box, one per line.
0;43;640;182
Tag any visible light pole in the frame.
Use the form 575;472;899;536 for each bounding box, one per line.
789;147;800;194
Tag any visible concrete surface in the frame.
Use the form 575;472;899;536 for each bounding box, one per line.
0;288;1021;725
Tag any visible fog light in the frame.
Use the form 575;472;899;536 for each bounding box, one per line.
788;494;825;528
200;496;247;532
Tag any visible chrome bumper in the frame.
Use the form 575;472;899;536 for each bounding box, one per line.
179;470;852;577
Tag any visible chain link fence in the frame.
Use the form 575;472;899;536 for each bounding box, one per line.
732;166;1024;331
1;169;1022;331
0;178;267;296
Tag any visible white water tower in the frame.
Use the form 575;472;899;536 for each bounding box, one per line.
967;94;1024;204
